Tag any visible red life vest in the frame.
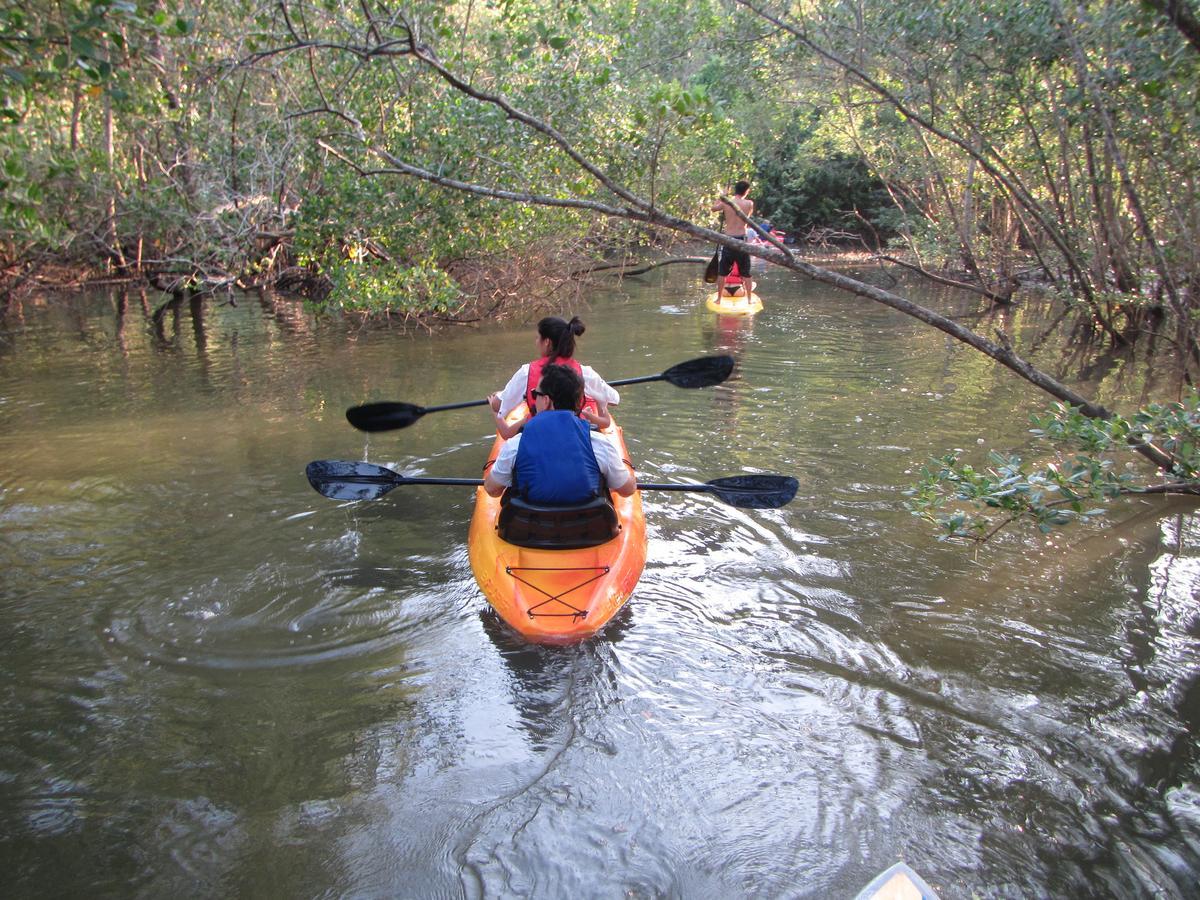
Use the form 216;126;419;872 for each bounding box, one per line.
525;356;599;418
726;262;742;285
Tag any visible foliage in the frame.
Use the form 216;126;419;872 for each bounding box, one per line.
322;259;462;316
752;108;893;239
906;395;1200;546
267;0;755;310
783;0;1200;334
0;0;196;257
2;0;1199;343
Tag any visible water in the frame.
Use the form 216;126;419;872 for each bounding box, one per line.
2;265;1199;897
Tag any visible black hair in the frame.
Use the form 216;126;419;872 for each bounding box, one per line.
537;364;584;413
733;180;751;195
537;315;585;360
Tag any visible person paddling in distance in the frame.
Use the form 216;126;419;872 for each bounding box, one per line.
484;364;636;503
709;180;755;301
487;315;619;439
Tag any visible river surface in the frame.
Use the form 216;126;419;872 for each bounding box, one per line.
2;261;1199;898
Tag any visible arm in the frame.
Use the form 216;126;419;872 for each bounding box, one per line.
484;438;518;497
489;393;528;439
612;466;636;497
593;434;636;496
580;398;612;431
483;470;507;498
495;365;530;417
482;472;506;501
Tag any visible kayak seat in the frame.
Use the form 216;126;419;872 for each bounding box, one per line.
498;494;620;550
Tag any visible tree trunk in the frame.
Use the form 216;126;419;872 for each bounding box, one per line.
104;92;126;270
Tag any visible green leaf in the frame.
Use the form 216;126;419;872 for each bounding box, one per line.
71;35;99;59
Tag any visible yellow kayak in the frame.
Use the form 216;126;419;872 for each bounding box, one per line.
706;284;762;315
468;413;647;644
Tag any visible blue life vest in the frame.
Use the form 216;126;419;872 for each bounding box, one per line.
513;410;602;505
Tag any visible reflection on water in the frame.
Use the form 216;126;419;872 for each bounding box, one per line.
1;267;1199;896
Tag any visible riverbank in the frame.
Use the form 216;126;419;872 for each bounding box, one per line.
3;241;903;327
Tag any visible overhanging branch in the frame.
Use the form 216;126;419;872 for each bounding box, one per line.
289;9;1186;477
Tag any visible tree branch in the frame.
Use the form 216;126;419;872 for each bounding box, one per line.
572;256;710;278
290;11;1190;479
1140;0;1200;53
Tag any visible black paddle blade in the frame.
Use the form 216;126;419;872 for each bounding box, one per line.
306;460;402;501
661;355;735;389
345;402;425;432
704;252;718;283
706;474;798;509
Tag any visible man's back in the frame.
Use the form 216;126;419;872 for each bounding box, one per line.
513;411;601;505
719;194;754;234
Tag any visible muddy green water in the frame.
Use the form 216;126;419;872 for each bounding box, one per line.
2;262;1199;897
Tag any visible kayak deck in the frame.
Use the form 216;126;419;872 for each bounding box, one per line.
706;291;763;315
854;862;940;900
468;417;646;644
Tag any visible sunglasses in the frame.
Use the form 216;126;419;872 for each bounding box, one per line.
531;389;547;399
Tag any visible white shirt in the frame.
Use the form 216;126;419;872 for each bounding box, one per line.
490;428;632;491
495;363;620;417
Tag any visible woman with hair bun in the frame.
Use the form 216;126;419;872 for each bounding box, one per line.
487;315;619;439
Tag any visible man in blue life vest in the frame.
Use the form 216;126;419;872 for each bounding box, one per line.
484;364;636;504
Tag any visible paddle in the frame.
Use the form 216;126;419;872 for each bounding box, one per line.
344;354;735;433
306;460;798;509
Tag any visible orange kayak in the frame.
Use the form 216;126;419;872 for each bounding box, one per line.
467;415;647;644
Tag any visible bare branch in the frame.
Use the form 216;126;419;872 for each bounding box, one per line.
289;8;1191;477
402;35;653;214
731;0;1103;314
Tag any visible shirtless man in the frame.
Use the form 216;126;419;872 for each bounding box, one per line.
710;180;755;298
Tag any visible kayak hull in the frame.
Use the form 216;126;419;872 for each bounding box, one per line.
468;419;647;645
706;291;763;315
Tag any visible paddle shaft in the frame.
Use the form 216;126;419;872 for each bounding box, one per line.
634;482;727;493
307;461;797;508
331;476;749;493
418;372;674;414
344;355;735;433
